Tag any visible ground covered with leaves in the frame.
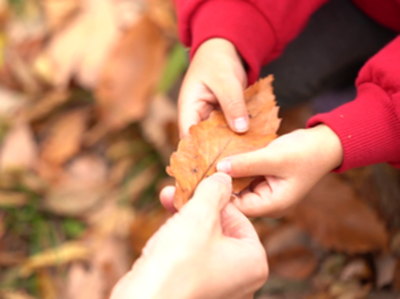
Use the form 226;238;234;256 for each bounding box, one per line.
1;1;400;299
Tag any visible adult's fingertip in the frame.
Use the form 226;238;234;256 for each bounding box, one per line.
209;172;232;186
159;186;177;214
190;173;233;212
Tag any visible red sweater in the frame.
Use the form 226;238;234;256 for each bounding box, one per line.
176;0;400;172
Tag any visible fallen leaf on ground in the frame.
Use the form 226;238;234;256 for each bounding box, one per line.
289;174;388;253
339;258;372;282
0;87;27;118
0;121;38;172
265;225;318;280
0;291;38;299
24;89;70;121
329;280;371;299
41;0;81;33
0;213;4;239
392;260;400;292
65;235;130;299
87;193;135;238
0;251;25;266
2;40;44;94
123;164;159;202
146;0;177;38
374;255;396;288
167;76;281;208
0;191;29;207
130;209;170;253
37;270;58;299
44;154;108;216
95;16;168;130
314;254;346;290
141;94;178;162
35;0;122;88
40;108;89;165
19;241;90;277
269;246;318;281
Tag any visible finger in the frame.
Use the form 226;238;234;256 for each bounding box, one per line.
232;179;291;218
178;80;215;138
209;76;249;133
183;173;232;219
159;186;177;214
217;147;281;178
220;203;259;241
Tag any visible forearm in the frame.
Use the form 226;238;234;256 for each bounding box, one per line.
307;37;400;172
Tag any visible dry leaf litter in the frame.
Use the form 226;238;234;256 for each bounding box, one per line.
0;1;400;298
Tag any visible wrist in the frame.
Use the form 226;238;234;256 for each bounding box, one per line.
196;38;247;86
309;124;344;171
120;259;204;299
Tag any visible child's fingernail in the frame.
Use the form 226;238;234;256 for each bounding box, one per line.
217;160;231;174
234;117;248;132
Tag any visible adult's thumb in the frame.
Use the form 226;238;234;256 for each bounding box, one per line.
185;173;232;217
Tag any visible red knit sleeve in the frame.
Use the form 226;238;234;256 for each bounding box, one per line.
307;36;400;172
176;0;328;84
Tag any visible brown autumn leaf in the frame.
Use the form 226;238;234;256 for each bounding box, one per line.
375;254;397;288
19;242;91;277
339;258;372;282
130;209;170;254
34;0;123;88
65;235;130;299
0;291;38;299
0;87;27;118
87;193;135;238
264;225;318;281
95;16;168;130
37;270;58;299
167;76;281;209
40;108;89;165
141;94;178;162
0;191;29;207
24;89;70;122
393;260;400;292
288;173;388;253
43;154;108;216
0;121;38;172
40;0;81;33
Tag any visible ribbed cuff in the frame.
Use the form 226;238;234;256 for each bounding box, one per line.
189;0;276;84
307;83;400;172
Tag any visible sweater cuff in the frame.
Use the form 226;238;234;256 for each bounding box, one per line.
307;83;400;172
189;0;276;84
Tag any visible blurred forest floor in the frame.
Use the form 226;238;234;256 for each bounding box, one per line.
0;1;400;299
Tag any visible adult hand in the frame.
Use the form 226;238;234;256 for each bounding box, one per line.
111;173;268;299
216;125;344;217
179;38;248;137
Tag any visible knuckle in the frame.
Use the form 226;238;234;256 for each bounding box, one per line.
222;98;245;116
232;156;251;176
255;253;269;282
205;178;230;196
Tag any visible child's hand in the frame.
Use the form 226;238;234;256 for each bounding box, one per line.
217;125;344;217
179;38;248;137
112;173;268;299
